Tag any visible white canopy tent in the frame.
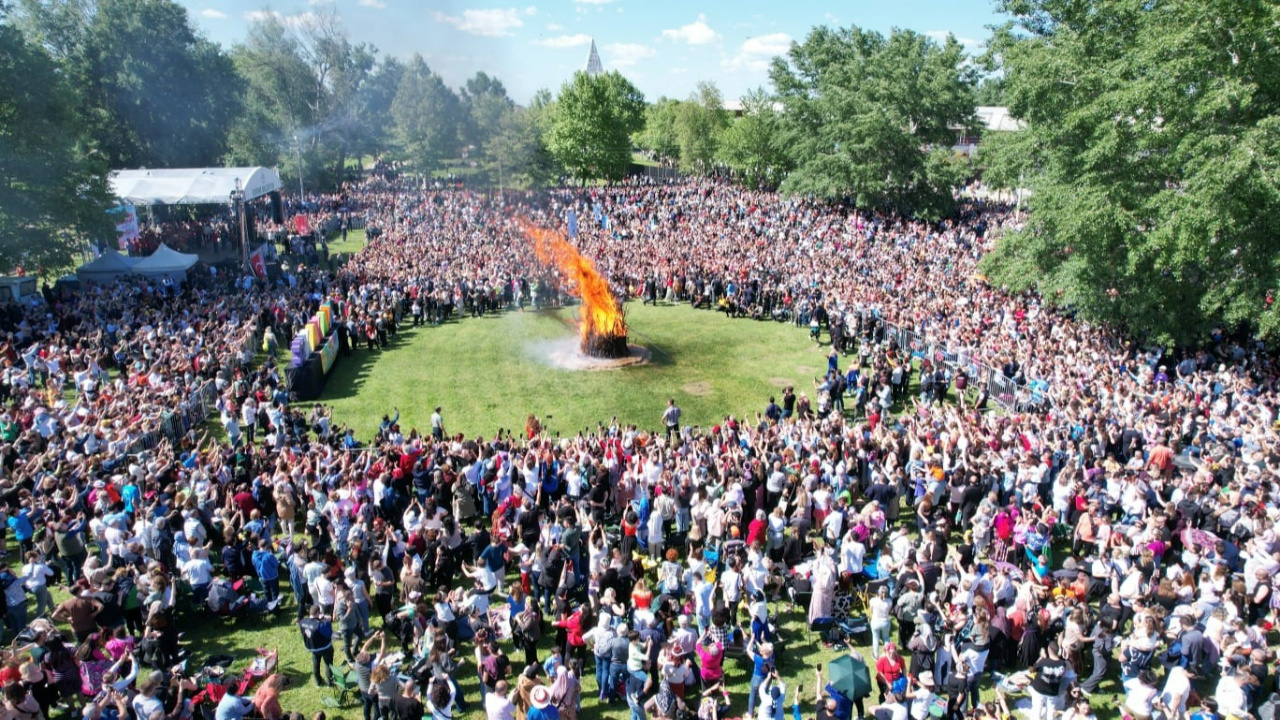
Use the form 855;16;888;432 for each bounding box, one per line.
76;250;141;285
109;167;282;206
130;243;199;282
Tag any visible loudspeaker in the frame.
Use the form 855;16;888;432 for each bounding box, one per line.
270;192;284;223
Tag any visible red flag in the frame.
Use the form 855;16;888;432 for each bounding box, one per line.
293;215;311;236
249;251;267;279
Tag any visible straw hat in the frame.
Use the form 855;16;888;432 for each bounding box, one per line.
530;685;552;710
918;671;936;687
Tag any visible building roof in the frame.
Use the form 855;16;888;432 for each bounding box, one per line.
974;106;1024;132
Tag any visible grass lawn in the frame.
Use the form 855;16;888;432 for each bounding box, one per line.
303;302;834;440
326;229;368;265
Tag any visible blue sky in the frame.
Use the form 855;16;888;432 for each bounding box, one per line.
180;0;1004;103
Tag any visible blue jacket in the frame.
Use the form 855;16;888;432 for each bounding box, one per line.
252;549;280;581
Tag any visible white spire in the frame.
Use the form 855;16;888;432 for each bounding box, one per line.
585;39;604;76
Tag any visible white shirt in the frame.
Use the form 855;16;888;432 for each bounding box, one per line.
182;558;213;586
484;692;514;720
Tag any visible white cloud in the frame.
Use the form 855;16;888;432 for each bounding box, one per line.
358;0;386;7
546;22;563;30
524;6;537;14
200;8;227;18
573;0;613;4
604;42;655;67
243;9;280;22
434;8;526;37
823;12;839;24
538;33;592;49
660;14;719;46
723;32;792;72
925;30;980;52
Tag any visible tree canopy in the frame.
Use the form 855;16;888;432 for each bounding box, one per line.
0;14;111;272
546;71;645;183
980;0;1280;343
768;26;976;219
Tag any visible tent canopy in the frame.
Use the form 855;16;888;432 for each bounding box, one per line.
110;166;282;206
76;249;140;284
131;243;198;281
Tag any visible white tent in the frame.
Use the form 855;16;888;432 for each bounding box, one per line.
131;243;199;282
109;167;282;206
76;250;141;285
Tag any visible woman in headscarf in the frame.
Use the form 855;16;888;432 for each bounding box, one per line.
512;665;542;720
548;664;580;720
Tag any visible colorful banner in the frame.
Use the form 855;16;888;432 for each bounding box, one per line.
293;215;312;236
107;204;140;249
320;332;338;374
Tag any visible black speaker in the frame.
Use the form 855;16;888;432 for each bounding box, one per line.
270;191;284;223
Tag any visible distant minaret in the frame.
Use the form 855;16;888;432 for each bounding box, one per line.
585;39;604;76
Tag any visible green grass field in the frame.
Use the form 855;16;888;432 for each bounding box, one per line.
308;302;835;441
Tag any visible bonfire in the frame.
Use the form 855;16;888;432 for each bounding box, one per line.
524;222;630;359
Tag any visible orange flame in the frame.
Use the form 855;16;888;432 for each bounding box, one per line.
522;220;626;343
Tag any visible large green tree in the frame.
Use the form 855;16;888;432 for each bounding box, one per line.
674;82;729;174
391;54;462;174
546;71;645;183
0;15;111;272
16;0;239;169
227;10;377;188
718;88;792;188
981;0;1280;343
769;26;976;218
633;98;680;162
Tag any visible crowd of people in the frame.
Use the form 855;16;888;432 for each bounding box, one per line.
0;174;1272;720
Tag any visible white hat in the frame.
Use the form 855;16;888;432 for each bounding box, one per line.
530;685;552;709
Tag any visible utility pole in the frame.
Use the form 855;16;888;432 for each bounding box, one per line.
231;177;249;269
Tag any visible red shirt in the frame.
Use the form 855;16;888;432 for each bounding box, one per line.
876;654;905;683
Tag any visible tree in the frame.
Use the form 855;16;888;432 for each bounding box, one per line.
769;25;977;218
353;56;404;162
0;17;112;272
546;71;645;183
391;54;462;174
486;105;560;189
980;0;1280;343
718;88;792;188
16;0;240;169
674;82;729;174
461;71;513;151
633;98;680;162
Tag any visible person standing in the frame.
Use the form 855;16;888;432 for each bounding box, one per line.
252;540;280;605
1028;642;1068;720
299;605;335;687
661;399;681;444
431;407;445;441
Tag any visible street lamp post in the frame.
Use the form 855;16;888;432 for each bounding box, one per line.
294;134;305;200
230;177;249;270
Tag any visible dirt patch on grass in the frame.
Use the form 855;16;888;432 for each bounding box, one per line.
770;377;794;388
683;381;713;396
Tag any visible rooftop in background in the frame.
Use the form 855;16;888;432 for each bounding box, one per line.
975;106;1024;132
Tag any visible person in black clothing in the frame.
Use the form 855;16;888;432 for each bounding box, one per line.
299;605;336;687
1079;617;1115;694
1028;642;1068;719
390;679;424;720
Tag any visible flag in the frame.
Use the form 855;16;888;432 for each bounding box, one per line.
293;215;312;236
249;251;267;279
566;210;579;238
